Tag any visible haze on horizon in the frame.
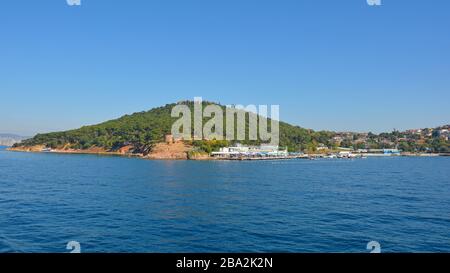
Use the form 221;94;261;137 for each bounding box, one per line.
0;0;449;136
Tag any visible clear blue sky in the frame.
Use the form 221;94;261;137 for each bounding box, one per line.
0;0;449;136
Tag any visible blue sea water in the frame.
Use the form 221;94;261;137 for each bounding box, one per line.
0;146;449;253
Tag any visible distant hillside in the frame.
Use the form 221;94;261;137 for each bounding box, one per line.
0;134;29;147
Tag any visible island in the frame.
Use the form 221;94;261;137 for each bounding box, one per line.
8;101;450;159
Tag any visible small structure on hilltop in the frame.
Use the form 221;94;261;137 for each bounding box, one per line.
165;134;174;144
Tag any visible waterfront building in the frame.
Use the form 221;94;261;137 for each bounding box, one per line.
316;143;328;151
383;149;401;155
337;147;353;151
211;144;288;159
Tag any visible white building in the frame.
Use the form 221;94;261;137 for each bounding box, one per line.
211;144;288;158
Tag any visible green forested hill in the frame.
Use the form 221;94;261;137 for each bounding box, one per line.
14;101;449;153
15;101;332;153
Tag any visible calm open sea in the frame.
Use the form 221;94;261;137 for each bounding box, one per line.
0;146;449;253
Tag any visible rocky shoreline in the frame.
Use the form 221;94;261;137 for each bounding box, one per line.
6;145;448;160
7;142;214;161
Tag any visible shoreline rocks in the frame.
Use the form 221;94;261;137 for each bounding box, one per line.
7;142;214;161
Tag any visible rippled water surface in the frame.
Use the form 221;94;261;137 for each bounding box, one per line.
0;146;449;252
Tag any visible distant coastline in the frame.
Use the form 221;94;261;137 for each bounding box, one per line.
7;142;198;160
0;134;29;147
